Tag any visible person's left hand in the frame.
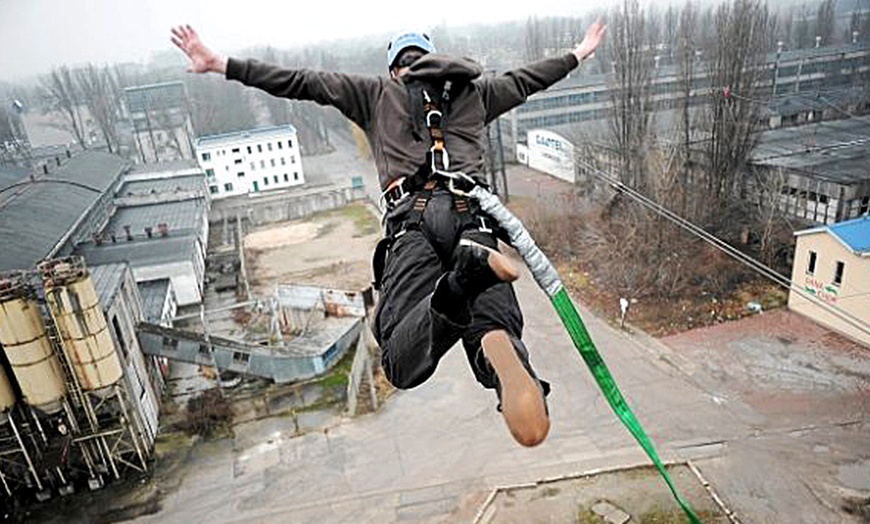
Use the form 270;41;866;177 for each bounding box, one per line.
574;20;607;62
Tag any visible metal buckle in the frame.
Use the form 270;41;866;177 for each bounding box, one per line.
430;145;449;172
381;178;410;210
433;170;476;197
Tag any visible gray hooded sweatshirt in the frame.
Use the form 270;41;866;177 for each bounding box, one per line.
226;52;579;190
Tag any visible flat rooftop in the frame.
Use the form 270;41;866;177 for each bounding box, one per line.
76;234;199;269
119;174;205;197
90;263;128;310
751;116;870;183
103;199;206;237
195;125;298;148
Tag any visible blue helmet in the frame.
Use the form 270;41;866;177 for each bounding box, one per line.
386;31;436;70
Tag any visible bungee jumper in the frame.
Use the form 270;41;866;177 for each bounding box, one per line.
172;21;605;448
172;22;701;521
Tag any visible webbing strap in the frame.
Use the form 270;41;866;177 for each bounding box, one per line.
468;186;702;524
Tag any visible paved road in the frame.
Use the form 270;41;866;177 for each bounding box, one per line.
135;141;869;524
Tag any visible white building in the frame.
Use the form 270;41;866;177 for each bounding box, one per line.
195;125;305;199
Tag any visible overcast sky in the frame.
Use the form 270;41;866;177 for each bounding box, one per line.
0;0;602;81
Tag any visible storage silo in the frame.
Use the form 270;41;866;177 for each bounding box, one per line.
0;273;65;415
40;257;123;393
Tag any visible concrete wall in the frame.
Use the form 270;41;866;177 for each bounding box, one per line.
103;267;160;446
209;184;367;228
788;232;870;347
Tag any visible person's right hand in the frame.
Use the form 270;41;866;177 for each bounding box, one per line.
171;25;227;74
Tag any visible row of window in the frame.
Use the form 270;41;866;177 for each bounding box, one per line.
209;172;300;194
806;250;845;286
201;139;294;162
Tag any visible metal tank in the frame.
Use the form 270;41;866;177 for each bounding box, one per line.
40;257;123;393
0;273;65;414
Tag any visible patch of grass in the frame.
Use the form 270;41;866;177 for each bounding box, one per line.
577;507;606;524
316;203;379;236
314;345;357;389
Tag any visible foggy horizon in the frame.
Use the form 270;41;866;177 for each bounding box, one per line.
0;0;607;82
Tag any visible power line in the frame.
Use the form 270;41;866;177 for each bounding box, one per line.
574;156;870;339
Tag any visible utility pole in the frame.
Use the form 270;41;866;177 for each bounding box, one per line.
495;116;509;203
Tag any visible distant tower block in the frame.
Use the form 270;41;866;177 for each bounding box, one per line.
39;257;123;394
0;273;64;415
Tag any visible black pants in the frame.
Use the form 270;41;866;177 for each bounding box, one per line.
372;188;548;400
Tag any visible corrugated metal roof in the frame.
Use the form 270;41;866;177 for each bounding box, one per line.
90;263;128;309
829;215;870;254
137;279;170;322
0;152;128;271
0;165;29;189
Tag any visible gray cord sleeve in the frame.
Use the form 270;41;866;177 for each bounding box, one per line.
469;186;563;297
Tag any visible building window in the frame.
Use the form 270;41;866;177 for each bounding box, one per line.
291;156;296;164
283;174;289;182
224;182;233;192
209;185;218;194
162;337;178;350
205;168;215;179
268;142;273;152
201;152;211;161
277;141;283;150
288;139;293;148
263;177;269;186
273;175;279;183
253;180;259;192
257;144;263;153
270;158;276;167
234;158;242;164
833;261;845;286
251;161;256;170
233;351;250;365
237;172;245;178
247;146;252;154
260;160;266;168
807;251;817;275
294;172;299;181
280;157;286;165
231;147;240;153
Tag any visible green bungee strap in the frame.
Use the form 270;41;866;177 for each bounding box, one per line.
469;186;701;523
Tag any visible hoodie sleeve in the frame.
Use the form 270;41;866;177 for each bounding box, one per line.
476;53;579;124
226;58;383;130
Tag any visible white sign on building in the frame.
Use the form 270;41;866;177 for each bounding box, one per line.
526;129;575;183
195;125;305;200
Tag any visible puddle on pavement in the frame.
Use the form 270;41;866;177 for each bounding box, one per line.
838;461;870;490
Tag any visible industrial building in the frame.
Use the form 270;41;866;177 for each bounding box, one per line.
504;41;870;147
74;160;210;306
124;81;196;164
194;125;305;199
789;215;870;347
0;151;210;503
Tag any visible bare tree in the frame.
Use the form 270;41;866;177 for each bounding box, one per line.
525;16;545;62
41;66;87;149
607;0;653;191
675;0;699;218
76;64;121;153
699;0;769;224
816;0;838;45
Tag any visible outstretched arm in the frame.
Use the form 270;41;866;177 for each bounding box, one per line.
171;25;228;74
478;19;607;123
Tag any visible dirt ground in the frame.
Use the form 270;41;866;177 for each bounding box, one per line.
244;202;380;294
471;464;726;524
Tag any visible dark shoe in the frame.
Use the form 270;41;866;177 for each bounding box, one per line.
449;238;519;300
